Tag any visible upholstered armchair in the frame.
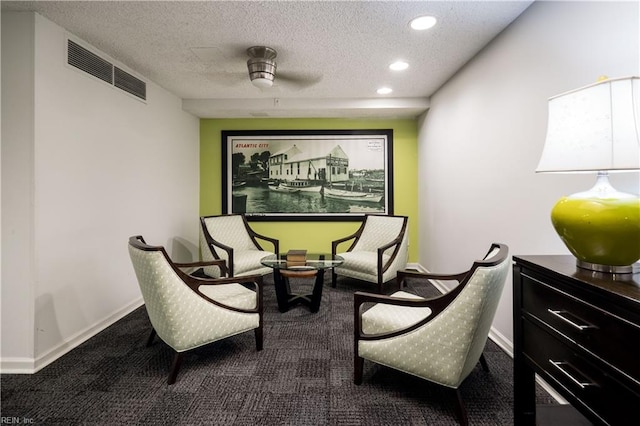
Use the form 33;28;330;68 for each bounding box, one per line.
353;243;510;425
128;235;263;384
200;214;279;278
331;214;408;293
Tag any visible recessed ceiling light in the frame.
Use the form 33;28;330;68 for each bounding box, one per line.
389;61;409;71
377;87;393;95
410;15;437;30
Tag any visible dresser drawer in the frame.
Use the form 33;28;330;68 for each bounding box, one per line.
523;320;640;425
522;273;640;384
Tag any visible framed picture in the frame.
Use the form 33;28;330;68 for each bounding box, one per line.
222;129;394;221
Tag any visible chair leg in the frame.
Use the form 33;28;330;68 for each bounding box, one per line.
254;327;263;351
331;270;337;288
354;355;364;385
479;353;489;372
147;329;183;385
168;352;184;385
146;328;156;347
452;388;469;426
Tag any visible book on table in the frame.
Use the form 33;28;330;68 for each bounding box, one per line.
286;249;307;267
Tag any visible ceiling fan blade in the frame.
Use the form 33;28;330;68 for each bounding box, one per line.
205;71;246;85
276;71;323;89
190;44;247;64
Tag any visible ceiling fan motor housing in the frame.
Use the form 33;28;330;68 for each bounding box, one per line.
247;58;277;82
247;46;277;87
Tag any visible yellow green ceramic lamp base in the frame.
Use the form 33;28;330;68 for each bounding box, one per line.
552;191;640;273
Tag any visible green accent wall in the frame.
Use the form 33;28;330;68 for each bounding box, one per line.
200;118;418;262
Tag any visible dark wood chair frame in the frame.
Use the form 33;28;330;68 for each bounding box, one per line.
353;243;508;426
200;214;280;277
331;214;408;293
129;235;264;385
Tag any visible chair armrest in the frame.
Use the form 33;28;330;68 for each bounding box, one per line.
332;234;358;255
174;259;229;277
174;259;225;268
354;288;463;341
332;219;366;254
396;269;468;287
376;236;403;253
354;291;445;341
194;274;263;292
184;273;264;314
354;291;431;309
376;235;406;272
207;239;234;254
249;231;279;253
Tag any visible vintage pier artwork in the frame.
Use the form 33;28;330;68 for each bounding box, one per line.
222;130;393;221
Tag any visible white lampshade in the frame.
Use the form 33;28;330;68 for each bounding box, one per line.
536;76;640;173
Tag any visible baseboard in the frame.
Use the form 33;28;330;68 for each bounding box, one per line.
0;297;144;374
408;263;568;404
488;327;513;357
0;357;36;373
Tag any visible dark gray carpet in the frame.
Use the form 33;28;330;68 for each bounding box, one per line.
1;275;555;425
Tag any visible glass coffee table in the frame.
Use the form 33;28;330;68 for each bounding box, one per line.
261;253;344;313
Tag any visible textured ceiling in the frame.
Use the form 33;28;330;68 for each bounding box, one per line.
2;1;534;118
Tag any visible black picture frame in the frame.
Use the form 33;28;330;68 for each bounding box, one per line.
222;129;394;221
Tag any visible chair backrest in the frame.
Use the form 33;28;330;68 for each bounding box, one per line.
448;244;510;383
353;215;408;253
128;236;218;351
200;215;257;277
201;215;257;252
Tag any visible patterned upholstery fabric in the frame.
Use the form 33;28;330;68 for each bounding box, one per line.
358;252;510;388
128;245;259;353
352;215;406;251
334;216;408;285
200;225;222;278
361;291;432;334
199;284;257;310
201;215;274;277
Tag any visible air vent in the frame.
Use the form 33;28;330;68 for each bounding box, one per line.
67;38;146;102
67;39;113;84
115;67;146;100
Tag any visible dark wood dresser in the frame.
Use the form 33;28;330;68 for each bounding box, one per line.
513;255;640;425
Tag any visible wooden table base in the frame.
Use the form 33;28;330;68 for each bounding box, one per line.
274;268;325;313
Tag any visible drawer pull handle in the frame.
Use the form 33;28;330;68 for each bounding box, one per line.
547;309;594;331
549;360;597;389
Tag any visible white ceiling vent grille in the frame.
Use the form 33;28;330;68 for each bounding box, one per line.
114;67;146;100
67;39;146;102
67;39;113;84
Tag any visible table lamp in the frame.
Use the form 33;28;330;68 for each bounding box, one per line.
536;76;640;274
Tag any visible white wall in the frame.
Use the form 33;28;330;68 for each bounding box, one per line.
1;12;36;368
1;12;200;371
418;1;639;350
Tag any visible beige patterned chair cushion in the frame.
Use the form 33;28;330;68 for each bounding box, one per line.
338;251;391;274
230;250;274;277
361;291;432;334
334;216;408;285
199;283;257;310
201;215;274;278
128;246;259;352
358;257;509;388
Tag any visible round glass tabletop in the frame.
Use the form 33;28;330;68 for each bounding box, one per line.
260;253;344;271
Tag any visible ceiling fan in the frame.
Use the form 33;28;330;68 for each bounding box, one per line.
198;45;321;90
245;45;322;90
246;46;278;88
